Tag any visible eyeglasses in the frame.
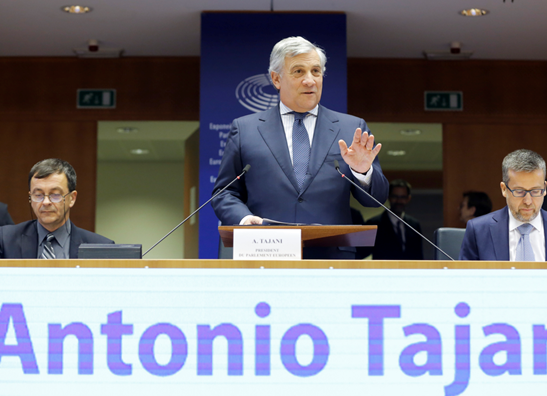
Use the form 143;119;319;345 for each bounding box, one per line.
505;185;546;198
30;192;72;203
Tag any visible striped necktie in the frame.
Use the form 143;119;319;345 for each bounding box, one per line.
42;233;56;259
292;112;310;191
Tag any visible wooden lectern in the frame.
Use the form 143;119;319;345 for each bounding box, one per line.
219;225;377;257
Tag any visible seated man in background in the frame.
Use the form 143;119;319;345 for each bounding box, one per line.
459;191;492;225
0;202;14;226
364;179;424;260
0;158;113;259
460;149;547;261
351;207;369;260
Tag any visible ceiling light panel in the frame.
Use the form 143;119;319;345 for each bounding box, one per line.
460;8;489;16
62;5;92;14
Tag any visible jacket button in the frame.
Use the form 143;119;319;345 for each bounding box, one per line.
298;198;303;203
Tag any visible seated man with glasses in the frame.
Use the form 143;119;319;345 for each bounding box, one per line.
460;149;547;261
0;158;113;259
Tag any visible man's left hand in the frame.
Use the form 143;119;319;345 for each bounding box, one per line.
338;128;382;174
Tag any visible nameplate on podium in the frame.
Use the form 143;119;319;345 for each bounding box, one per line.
233;229;302;260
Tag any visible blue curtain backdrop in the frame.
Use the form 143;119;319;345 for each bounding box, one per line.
199;12;347;258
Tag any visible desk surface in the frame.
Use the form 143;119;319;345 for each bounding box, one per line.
0;259;544;269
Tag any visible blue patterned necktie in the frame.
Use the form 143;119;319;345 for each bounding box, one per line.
292;112;310;191
42;233;56;259
516;223;535;261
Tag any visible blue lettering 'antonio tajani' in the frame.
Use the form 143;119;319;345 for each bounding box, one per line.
1;301;546;396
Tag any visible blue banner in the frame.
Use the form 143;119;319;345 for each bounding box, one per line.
199;12;347;258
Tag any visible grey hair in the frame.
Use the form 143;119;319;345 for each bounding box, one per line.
502;149;546;184
268;36;327;79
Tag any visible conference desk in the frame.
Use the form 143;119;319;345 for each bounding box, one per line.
0;260;545;396
0;259;546;269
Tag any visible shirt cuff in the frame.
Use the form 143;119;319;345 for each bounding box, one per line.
351;165;374;186
240;215;253;225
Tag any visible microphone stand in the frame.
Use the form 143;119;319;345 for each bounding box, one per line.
143;165;251;257
334;160;455;261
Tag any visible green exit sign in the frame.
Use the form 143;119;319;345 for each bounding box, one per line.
77;89;116;109
425;91;463;111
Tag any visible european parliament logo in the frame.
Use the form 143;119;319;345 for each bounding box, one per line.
235;73;279;113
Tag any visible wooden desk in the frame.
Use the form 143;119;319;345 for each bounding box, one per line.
0;259;545;269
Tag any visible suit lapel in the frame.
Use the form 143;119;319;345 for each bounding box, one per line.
491;208;510;260
382;211;402;253
21;221;39;259
301;105;339;193
69;221;81;259
257;106;300;192
542;210;547;259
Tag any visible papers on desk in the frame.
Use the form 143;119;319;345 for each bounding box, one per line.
261;218;321;226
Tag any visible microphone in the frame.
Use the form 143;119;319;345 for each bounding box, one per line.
333;160;454;261
143;164;251;257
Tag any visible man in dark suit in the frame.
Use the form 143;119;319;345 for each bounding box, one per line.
212;36;389;259
460;149;547;261
0;158;113;259
0;202;14;226
364;179;423;260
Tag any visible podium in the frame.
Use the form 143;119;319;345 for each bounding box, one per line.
218;225;377;258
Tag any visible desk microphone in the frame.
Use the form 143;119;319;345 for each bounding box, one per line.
143;164;251;257
333;160;454;261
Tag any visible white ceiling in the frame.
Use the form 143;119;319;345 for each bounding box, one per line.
1;0;546;59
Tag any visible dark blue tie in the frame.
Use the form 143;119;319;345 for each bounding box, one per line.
292;112;310;191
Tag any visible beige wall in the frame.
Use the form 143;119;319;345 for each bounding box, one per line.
96;162;185;259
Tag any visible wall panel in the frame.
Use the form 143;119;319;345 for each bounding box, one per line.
443;123;547;227
0;121;97;230
348;59;547;124
0;57;199;121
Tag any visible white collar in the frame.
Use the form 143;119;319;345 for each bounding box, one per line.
279;101;319;116
508;206;544;232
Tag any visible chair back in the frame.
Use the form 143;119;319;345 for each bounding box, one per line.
218;238;233;259
433;227;466;260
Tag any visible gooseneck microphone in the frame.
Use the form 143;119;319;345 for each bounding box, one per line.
334;160;454;261
143;164;251;257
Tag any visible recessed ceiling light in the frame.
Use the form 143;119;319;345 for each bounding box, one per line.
400;129;421;136
62;5;92;14
130;149;150;155
460;8;489;17
387;150;406;156
117;127;139;134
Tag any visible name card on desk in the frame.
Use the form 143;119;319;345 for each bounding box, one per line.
233;229;301;260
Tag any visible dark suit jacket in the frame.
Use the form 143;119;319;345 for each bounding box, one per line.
459;207;547;260
0;220;114;259
212;104;389;259
0;202;14;226
364;211;424;260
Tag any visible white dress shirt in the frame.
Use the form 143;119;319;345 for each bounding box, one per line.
508;207;545;261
